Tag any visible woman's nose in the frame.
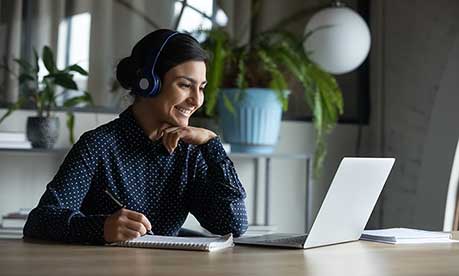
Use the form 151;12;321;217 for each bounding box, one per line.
187;87;202;105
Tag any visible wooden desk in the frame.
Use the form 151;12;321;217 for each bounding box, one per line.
1;239;459;276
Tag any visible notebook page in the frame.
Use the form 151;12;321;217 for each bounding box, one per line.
360;228;456;244
363;228;450;239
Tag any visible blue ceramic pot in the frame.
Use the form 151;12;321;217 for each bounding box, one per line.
218;88;283;154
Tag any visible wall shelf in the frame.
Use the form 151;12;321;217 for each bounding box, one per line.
0;148;68;154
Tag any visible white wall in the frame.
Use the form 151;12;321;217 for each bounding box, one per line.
0;108;358;233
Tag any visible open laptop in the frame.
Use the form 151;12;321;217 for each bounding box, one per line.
235;157;395;249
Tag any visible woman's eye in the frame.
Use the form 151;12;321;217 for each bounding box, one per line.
179;83;192;89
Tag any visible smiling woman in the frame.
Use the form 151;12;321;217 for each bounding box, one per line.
23;29;248;244
136;61;207;130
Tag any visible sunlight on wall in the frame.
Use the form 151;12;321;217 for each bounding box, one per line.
443;138;459;231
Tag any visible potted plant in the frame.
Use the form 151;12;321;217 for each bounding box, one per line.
0;46;92;148
199;27;343;179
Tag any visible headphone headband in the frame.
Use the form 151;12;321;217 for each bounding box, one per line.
134;30;180;97
150;32;178;80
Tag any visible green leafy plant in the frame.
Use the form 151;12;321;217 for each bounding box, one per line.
199;27;343;180
0;46;92;144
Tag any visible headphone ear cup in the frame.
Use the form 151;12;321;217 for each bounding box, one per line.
149;73;161;97
139;78;150;90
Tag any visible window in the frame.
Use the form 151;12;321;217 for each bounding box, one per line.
174;0;227;41
56;12;91;105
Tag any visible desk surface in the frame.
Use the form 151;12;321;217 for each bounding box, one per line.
1;239;459;276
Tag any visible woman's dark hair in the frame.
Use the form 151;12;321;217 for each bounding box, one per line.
116;29;208;90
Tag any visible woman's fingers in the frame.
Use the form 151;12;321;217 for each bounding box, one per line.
162;128;182;153
163;132;172;153
160;126;217;152
121;227;141;240
165;131;174;153
163;127;180;134
104;208;153;242
124;209;152;231
124;218;147;236
170;131;180;152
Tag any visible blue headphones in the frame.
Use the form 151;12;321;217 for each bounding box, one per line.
133;31;179;97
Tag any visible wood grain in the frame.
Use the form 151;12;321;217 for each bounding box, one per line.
1;239;459;275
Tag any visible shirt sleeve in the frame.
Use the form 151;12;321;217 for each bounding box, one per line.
187;137;248;237
23;133;108;244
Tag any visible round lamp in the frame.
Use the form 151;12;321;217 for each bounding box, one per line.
304;1;371;75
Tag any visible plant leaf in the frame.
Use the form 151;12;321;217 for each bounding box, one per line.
66;112;75;144
53;73;78;90
63;92;92;108
235;50;248;90
66;64;88;76
18;73;35;83
0;97;27;125
203;28;228;117
13;59;33;74
33;48;40;73
222;93;236;115
42;46;56;74
41;78;56;116
257;48;288;110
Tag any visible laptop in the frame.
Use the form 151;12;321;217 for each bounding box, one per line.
235;157;395;249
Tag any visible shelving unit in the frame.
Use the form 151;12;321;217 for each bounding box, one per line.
0;148;313;232
0;148;68;154
229;152;312;232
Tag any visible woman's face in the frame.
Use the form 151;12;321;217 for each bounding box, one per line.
146;60;207;127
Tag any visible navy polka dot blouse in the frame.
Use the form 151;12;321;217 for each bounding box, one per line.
23;107;248;244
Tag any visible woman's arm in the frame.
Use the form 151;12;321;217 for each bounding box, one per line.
23;133;107;244
187;137;248;237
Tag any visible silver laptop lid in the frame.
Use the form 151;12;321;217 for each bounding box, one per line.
304;157;395;249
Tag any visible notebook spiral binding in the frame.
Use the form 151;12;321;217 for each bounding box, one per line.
120;240;209;250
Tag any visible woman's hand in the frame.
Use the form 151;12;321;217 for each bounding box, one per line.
103;208;152;243
161;126;217;154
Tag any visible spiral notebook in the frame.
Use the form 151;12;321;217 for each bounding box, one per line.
110;233;234;252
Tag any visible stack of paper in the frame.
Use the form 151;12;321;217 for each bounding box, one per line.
0;227;23;239
0;208;31;239
360;228;454;244
0;131;31;149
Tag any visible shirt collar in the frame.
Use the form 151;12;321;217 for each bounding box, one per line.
119;106;162;148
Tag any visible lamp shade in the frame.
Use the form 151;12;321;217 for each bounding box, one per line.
304;6;371;75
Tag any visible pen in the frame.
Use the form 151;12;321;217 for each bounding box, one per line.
104;189;154;236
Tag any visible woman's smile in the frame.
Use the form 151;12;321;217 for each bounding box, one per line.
174;106;194;116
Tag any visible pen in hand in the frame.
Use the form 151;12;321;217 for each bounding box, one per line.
104;189;154;236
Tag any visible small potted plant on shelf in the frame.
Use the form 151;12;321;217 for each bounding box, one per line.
199;26;343;179
0;46;92;148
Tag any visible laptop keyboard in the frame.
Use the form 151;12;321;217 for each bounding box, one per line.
262;235;307;245
238;234;308;245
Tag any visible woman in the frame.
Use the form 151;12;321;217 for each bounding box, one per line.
23;29;248;244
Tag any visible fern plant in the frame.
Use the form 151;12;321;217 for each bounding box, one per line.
199;27;343;180
0;46;92;144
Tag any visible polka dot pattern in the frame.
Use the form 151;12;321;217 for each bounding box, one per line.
23;106;248;244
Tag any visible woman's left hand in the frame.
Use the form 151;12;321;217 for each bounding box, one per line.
161;126;217;154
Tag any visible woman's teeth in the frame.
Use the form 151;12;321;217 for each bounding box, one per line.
175;106;192;115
